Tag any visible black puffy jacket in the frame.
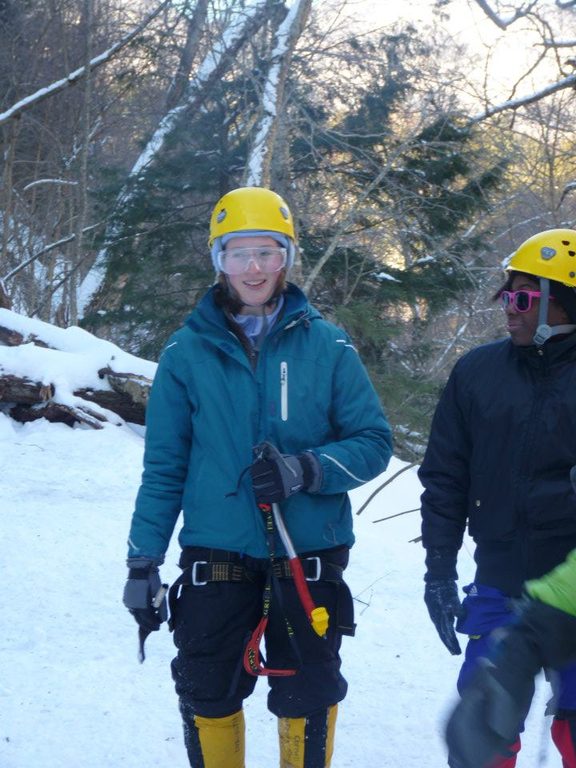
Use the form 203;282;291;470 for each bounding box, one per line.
419;333;576;595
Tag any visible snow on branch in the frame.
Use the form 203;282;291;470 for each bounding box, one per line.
124;3;272;184
0;0;171;129
244;0;312;187
559;180;576;205
22;179;79;192
541;38;576;47
472;0;538;29
469;72;576;123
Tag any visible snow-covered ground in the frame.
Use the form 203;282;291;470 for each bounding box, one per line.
0;414;561;767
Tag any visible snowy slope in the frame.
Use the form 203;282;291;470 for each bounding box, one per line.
0;415;561;767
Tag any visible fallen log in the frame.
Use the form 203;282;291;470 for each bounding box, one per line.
0;324;49;347
10;401;109;429
76;387;146;425
0;309;155;429
0;325;24;346
98;367;152;408
0;373;147;427
0;374;54;404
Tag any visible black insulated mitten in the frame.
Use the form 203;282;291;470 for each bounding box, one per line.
424;579;465;656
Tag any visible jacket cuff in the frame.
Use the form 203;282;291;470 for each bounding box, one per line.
299;451;323;493
424;547;459;582
126;556;163;570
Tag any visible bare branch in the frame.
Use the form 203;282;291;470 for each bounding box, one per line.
1;222;102;284
0;0;171;128
469;72;576;123
472;0;538;29
373;508;420;524
302;158;393;294
355;463;419;516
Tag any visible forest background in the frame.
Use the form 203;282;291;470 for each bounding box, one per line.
2;0;576;459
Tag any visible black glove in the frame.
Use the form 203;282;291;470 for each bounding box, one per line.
250;441;321;504
123;558;168;633
424;579;464;655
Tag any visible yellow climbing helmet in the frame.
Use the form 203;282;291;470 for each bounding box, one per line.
209;187;295;246
507;228;576;286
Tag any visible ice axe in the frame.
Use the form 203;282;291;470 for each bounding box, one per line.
250;441;329;637
264;501;330;637
241;503;330;676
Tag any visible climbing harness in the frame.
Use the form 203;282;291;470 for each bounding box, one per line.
242;501;330;677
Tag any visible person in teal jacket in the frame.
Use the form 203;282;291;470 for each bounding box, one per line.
122;186;393;768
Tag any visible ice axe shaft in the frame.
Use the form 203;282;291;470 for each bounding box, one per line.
270;502;329;637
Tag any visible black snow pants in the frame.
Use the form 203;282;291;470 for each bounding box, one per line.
169;545;355;719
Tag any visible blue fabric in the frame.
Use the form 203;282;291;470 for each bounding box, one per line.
456;583;517;694
456;582;576;715
233;295;284;348
456;583;517;637
556;665;576;710
127;283;393;561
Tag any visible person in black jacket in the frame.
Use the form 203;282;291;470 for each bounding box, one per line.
419;228;576;768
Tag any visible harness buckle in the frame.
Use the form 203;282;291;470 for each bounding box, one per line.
305;556;321;582
191;560;208;586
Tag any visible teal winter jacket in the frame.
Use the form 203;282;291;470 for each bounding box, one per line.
127;283;393;561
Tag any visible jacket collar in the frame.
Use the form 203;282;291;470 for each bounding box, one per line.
514;330;576;367
186;282;320;335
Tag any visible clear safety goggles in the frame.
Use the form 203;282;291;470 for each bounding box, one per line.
500;289;555;313
216;246;287;276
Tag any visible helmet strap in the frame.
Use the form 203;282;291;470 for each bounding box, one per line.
533;277;576;346
533;277;552;346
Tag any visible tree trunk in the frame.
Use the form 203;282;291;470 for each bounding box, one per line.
243;0;312;188
165;0;210;112
69;0;94;326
